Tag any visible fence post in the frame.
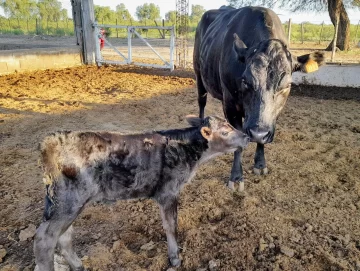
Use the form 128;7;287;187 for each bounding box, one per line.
81;0;96;64
116;18;118;38
301;22;304;44
355;20;360;45
47;18;49;35
162;19;165;39
331;15;339;62
319;21;324;44
287;18;292;46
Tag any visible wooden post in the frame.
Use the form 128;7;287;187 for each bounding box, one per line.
71;0;82;47
331;15;339;62
47;18;49;35
116;18;119;38
355;20;360;45
319;21;324;45
301;23;304;44
287;18;292;46
81;0;96;64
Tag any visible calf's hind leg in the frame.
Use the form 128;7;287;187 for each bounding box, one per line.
58;225;84;271
34;191;88;271
158;197;181;267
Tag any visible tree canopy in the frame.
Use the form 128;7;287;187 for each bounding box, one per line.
135;3;160;22
0;0;67;20
94;5;114;22
116;3;132;21
190;4;206;23
165;10;176;25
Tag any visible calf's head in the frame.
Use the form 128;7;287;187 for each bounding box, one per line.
186;115;249;153
233;34;324;144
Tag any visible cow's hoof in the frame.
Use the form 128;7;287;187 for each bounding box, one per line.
253;167;268;175
238;181;245;192
170;257;181;267
228;181;235;190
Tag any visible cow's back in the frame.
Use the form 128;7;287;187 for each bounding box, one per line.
194;6;287;100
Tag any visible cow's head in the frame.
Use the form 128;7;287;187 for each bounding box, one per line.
233;34;324;144
186;115;249;153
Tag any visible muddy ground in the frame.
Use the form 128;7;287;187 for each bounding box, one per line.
0;65;359;271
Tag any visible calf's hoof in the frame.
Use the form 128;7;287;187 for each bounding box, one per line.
253;167;268;175
169;257;181;267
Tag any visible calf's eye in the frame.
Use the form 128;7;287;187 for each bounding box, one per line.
221;131;229;136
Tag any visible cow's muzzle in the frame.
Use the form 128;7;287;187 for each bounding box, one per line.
247;128;273;144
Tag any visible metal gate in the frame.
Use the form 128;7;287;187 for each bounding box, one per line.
93;23;175;71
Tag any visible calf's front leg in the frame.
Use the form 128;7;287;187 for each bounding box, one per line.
158;197;181;267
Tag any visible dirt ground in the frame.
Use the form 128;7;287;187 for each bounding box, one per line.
0;65;359;271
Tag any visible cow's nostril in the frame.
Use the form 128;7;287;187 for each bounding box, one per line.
249;129;272;144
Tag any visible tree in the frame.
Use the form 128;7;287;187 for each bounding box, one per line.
94;5;115;22
37;0;63;21
116;3;132;21
227;0;360;51
135;3;160;22
0;0;37;19
165;10;176;25
190;4;206;23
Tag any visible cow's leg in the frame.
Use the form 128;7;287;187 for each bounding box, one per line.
58;225;84;271
196;74;207;119
222;92;244;191
253;143;269;175
228;148;245;191
158;197;180;267
34;190;88;271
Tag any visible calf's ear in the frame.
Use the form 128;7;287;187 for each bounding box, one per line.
200;127;212;140
186;115;203;127
293;51;325;73
233;33;247;63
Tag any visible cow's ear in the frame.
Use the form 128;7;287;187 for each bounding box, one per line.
186;115;202;127
293;51;325;73
233;33;247;63
200;127;212;140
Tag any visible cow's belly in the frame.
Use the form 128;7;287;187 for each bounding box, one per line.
201;74;224;101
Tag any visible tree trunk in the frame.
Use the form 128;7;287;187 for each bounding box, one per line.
326;0;350;51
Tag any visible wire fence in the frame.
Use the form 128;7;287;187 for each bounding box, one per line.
284;20;360;46
0;17;75;36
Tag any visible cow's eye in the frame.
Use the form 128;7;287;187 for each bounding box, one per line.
242;79;250;89
221;131;229;136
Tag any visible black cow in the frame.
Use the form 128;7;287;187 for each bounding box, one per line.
193;6;324;191
34;115;249;270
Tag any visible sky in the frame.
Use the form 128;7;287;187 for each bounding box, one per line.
1;0;360;24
